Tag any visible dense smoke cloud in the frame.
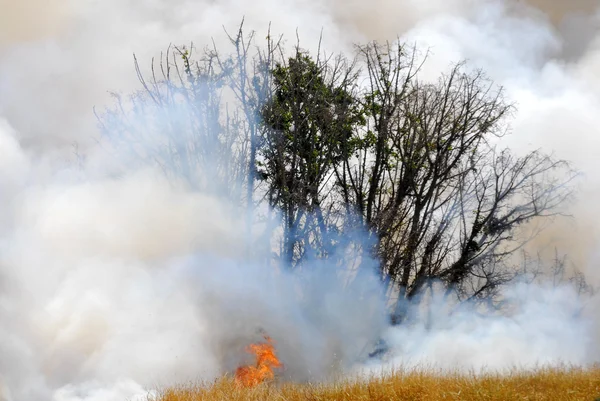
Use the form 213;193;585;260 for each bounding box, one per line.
0;0;599;400
0;0;69;45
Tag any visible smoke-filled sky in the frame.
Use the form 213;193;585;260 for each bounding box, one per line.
2;0;598;278
1;1;600;400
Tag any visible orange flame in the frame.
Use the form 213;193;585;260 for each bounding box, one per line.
235;335;283;387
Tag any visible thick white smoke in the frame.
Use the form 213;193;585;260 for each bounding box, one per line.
1;0;600;400
360;282;594;376
0;117;387;399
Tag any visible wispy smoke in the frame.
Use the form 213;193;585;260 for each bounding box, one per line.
0;1;599;400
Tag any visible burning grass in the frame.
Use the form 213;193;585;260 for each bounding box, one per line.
235;335;283;387
154;366;600;401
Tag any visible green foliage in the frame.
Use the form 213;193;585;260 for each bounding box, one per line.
259;50;365;206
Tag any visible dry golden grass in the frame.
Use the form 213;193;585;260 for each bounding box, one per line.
153;366;600;401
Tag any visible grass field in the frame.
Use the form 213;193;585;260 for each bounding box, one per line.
153;366;600;401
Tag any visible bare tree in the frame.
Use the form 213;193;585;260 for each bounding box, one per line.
96;21;286;211
330;42;576;323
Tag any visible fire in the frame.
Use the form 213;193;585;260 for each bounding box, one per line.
235;335;283;387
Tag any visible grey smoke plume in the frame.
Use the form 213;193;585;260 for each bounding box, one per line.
1;0;600;400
